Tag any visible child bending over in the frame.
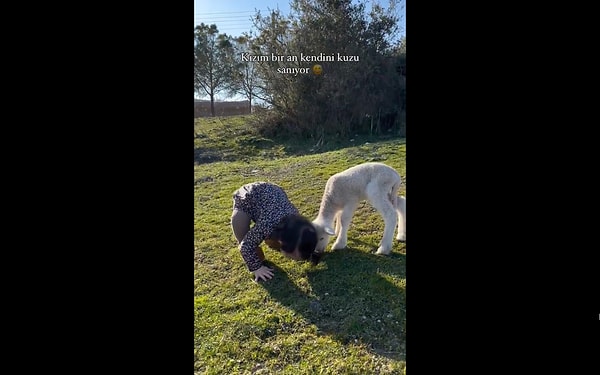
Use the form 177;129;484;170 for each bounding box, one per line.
231;182;321;281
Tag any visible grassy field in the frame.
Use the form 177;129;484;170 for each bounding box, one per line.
194;115;406;374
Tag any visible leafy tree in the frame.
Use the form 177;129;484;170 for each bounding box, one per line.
251;9;298;116
249;0;404;141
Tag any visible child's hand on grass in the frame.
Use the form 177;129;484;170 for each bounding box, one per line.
253;265;274;282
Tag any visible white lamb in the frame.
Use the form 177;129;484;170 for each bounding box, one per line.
312;162;406;255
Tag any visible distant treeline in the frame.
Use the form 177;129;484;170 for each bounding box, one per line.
194;100;251;118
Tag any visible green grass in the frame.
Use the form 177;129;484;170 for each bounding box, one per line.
195;115;406;374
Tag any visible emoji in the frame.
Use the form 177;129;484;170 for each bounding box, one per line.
312;64;323;75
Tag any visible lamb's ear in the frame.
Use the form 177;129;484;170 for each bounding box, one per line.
324;227;335;236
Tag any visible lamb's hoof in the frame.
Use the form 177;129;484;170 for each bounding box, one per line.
396;233;406;242
376;246;391;255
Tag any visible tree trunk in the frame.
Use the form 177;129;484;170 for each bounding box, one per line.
210;93;215;117
248;89;252;114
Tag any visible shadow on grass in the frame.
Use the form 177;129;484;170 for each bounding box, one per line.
194;131;406;165
260;247;406;360
272;133;406;159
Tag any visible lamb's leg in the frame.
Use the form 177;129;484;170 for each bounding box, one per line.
367;183;397;255
396;195;406;242
331;203;358;250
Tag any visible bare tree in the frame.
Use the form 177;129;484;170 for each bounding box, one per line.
194;24;235;116
228;34;262;113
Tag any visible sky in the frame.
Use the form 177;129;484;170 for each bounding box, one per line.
194;0;405;40
194;0;405;101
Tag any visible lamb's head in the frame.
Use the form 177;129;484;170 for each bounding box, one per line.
312;220;336;253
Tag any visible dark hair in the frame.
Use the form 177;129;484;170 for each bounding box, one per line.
274;215;321;265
